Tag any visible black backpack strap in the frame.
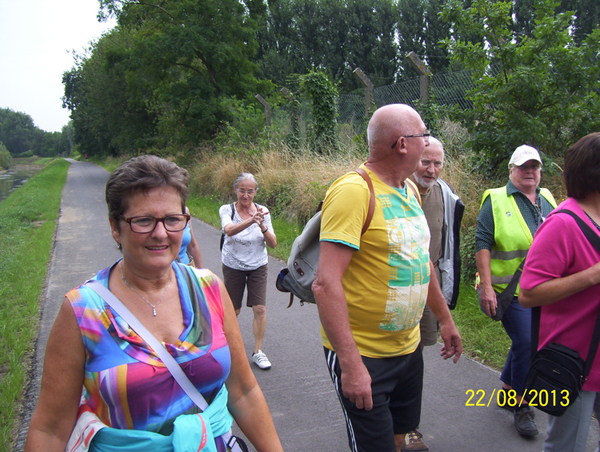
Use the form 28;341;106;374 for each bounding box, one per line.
531;306;540;360
556;209;600;249
220;203;236;252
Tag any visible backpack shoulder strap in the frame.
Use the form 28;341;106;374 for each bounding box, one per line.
555;209;600;250
405;178;422;206
355;168;376;235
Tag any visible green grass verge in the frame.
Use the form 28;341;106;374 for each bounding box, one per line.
187;195;510;371
451;284;511;370
0;159;69;451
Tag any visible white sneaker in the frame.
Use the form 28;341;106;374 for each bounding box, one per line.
252;350;272;370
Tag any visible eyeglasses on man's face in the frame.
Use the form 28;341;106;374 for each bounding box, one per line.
391;130;431;148
237;188;256;195
420;159;444;169
120;214;190;233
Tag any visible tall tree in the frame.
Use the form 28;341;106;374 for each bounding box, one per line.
442;0;600;168
256;0;301;87
345;0;398;88
0;108;54;156
396;0;452;80
514;0;600;43
66;0;268;155
256;0;398;92
63;30;147;156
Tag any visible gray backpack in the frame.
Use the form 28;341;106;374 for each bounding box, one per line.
275;168;375;306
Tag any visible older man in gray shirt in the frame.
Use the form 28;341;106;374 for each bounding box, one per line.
406;137;464;452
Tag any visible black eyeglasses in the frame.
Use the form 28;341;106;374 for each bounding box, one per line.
120;214;190;233
391;131;431;148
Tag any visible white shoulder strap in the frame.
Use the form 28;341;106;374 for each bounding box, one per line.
84;279;247;451
85;279;209;410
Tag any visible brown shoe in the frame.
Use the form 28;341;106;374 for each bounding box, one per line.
401;429;429;452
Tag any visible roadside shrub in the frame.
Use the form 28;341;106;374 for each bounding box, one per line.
0;143;12;170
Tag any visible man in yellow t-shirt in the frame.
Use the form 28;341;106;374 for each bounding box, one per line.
313;104;463;452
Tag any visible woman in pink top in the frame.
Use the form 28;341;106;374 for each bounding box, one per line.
520;132;600;452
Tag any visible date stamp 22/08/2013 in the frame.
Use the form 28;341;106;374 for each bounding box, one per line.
465;388;571;408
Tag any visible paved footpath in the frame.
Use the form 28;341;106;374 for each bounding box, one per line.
15;160;599;451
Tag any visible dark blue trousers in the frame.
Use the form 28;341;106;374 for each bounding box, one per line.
500;296;532;394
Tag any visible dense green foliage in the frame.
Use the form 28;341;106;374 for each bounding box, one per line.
0;109;72;158
300;71;339;153
63;0;273;156
256;0;401;89
62;0;466;156
54;0;600;162
0;143;12;170
514;0;600;41
443;0;600;170
396;0;454;78
256;0;598;89
0;159;69;451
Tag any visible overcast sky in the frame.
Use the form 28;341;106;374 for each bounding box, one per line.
0;0;116;133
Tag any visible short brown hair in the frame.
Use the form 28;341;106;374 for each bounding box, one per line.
106;155;189;224
564;132;600;199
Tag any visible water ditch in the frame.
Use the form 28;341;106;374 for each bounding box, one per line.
0;167;41;203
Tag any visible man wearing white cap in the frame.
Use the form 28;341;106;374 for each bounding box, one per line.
475;145;557;438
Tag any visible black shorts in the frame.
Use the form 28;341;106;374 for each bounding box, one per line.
324;346;424;452
221;264;268;311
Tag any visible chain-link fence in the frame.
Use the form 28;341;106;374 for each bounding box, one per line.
268;69;475;142
430;70;474;109
336;69;474;136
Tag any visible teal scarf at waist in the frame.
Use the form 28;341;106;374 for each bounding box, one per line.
91;385;233;452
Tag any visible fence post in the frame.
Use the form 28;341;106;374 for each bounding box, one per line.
255;94;271;127
406;52;430;104
281;87;298;135
353;67;374;117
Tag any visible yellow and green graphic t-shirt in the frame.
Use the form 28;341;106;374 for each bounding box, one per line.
320;167;431;358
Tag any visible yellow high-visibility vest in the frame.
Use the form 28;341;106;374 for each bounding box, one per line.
481;186;556;295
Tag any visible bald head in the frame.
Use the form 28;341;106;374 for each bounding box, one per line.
367;104;426;158
365;104;429;184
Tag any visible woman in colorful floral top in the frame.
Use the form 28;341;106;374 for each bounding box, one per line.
25;156;282;452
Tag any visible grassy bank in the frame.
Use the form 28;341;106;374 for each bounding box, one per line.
0;159;69;451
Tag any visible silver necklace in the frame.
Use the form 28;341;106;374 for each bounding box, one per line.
120;262;173;316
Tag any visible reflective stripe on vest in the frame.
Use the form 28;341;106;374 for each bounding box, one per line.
481;186;556;294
